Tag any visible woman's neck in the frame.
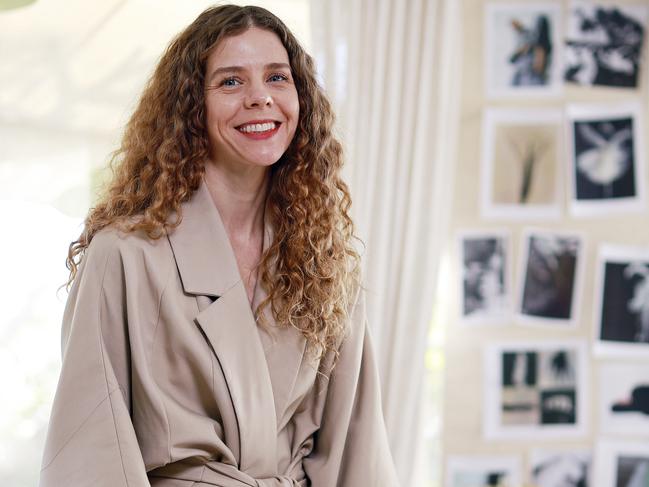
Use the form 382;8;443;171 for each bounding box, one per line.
203;159;269;240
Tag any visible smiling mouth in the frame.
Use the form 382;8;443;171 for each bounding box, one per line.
236;121;280;134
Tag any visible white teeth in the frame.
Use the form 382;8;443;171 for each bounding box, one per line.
239;122;276;133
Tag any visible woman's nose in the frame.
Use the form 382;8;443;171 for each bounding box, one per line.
244;89;273;108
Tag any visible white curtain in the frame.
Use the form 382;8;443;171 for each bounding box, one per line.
310;0;462;484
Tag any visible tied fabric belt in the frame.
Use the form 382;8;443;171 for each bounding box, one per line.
149;459;308;487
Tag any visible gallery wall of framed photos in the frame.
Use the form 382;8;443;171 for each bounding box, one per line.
443;1;649;486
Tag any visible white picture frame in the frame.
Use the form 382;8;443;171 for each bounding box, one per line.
485;2;563;99
593;440;649;487
529;448;592;487
566;103;646;217
599;362;649;437
481;108;563;220
446;455;522;487
484;339;589;440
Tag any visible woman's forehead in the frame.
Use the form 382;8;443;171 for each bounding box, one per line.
207;27;290;70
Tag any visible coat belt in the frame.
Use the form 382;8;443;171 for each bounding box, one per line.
149;459;307;487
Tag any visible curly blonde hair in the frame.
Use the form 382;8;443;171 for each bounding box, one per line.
67;5;361;364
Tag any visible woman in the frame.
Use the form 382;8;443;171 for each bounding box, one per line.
40;5;399;487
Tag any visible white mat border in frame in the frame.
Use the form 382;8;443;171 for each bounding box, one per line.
528;447;592;487
445;454;523;487
484;1;564;99
593;439;649;487
480;107;564;220
483;339;589;440
598;362;649;437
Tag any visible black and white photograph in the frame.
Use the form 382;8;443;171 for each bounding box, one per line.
567;104;645;216
446;456;522;487
567;104;645;217
529;449;591;487
485;3;562;98
459;231;510;324
600;363;649;437
484;340;587;439
594;245;649;358
517;230;583;327
481;109;562;220
594;441;649;487
564;3;648;88
615;456;649;487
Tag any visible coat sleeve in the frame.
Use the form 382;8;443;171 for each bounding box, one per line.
302;288;401;487
40;231;151;487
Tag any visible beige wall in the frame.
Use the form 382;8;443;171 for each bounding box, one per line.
442;0;649;481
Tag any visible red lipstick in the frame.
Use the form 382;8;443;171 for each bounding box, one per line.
236;120;281;140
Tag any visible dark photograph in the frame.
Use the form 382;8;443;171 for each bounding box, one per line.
565;5;647;88
461;235;508;321
612;384;649;416
615;455;649;487
520;234;580;322
573;117;635;201
600;261;649;345
501;349;577;427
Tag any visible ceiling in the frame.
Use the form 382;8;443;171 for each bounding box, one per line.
0;0;311;137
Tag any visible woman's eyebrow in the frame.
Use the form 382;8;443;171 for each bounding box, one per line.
208;62;291;83
265;62;291;71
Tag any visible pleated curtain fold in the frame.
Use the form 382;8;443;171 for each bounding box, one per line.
310;0;462;484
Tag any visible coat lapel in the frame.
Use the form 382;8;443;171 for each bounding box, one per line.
195;282;277;474
166;179;240;298
167;180;277;474
253;281;308;429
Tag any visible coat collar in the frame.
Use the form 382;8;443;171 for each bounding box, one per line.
166;177;273;298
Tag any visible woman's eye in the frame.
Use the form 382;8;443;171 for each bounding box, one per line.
268;73;289;82
220;77;241;87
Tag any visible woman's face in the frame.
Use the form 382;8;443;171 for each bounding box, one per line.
204;27;300;172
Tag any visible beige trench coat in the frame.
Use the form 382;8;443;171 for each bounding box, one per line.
40;180;400;487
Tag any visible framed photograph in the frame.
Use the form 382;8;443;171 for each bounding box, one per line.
516;229;583;327
594;440;649;487
529;448;591;487
566;103;646;217
481;108;563;220
484;340;588;440
565;2;648;88
594;244;649;358
485;2;563;98
458;230;511;324
446;455;522;487
600;363;649;437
